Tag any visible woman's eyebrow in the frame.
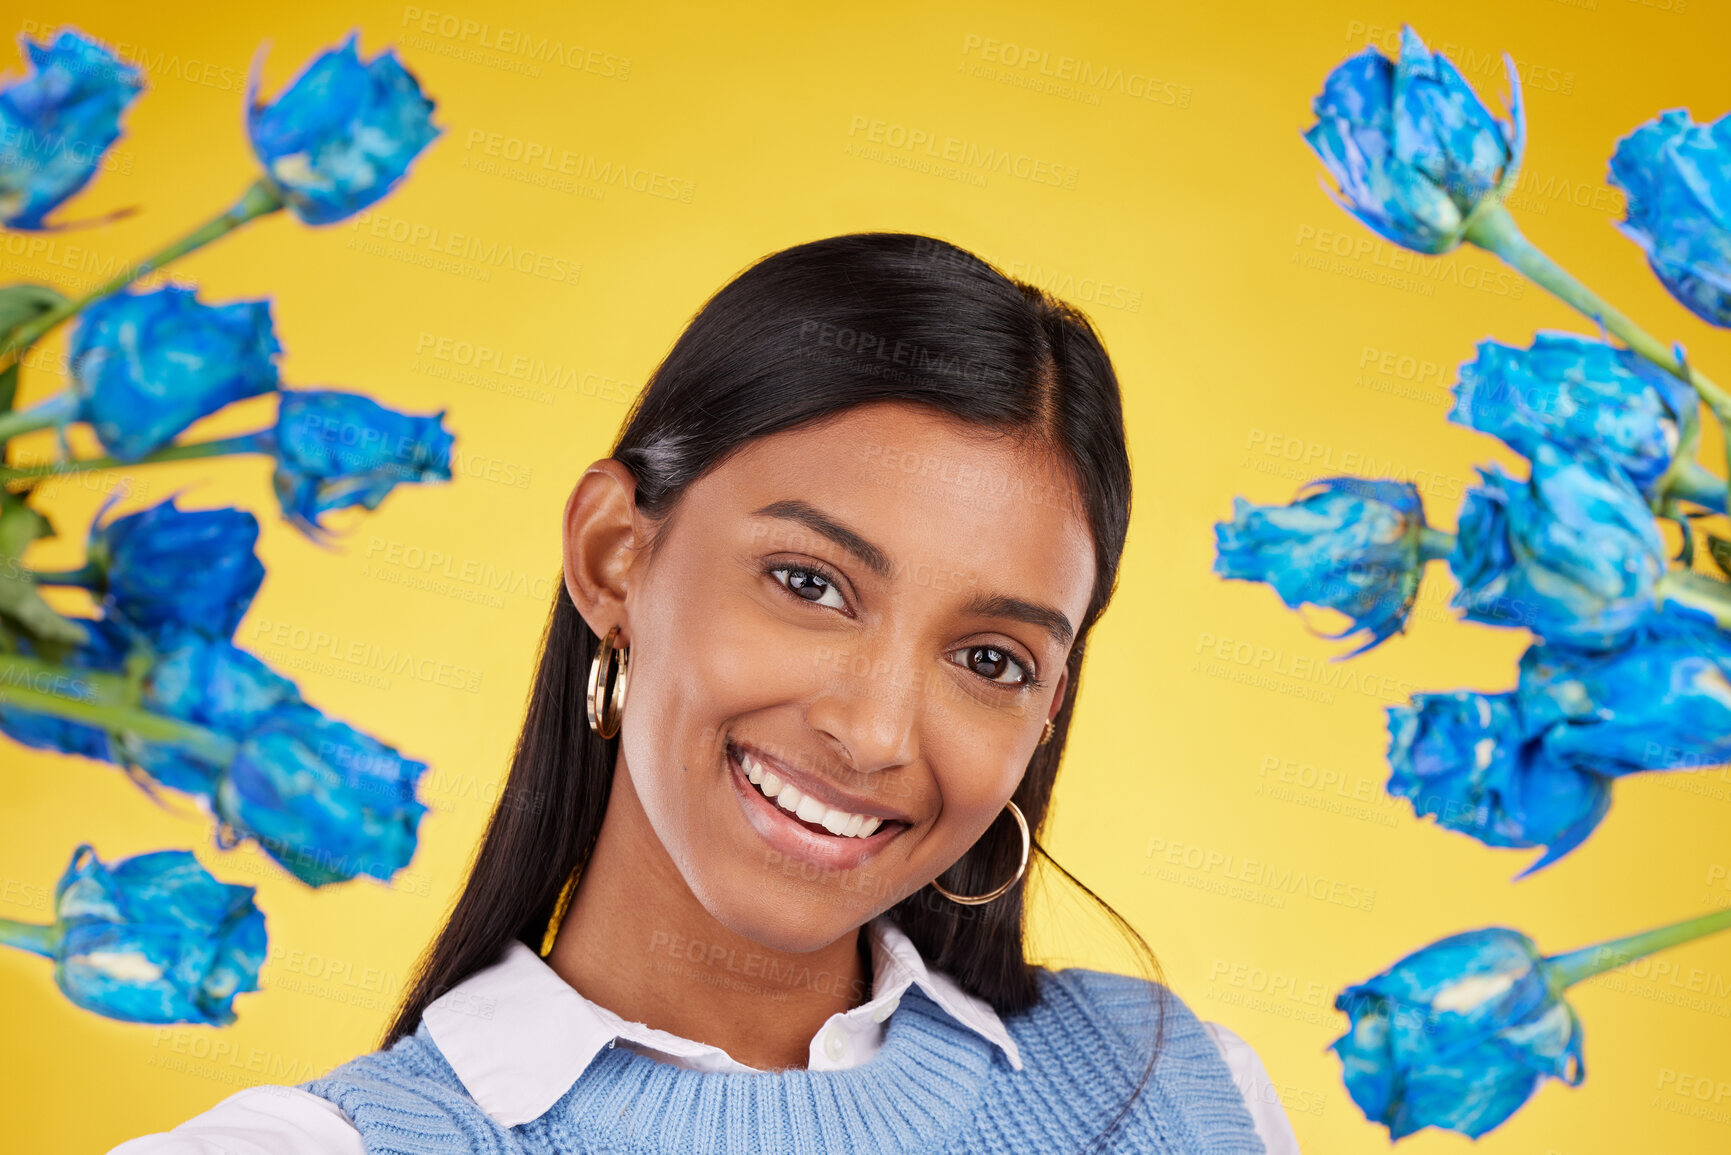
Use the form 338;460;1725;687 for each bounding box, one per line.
750;499;1076;650
752;499;892;577
962;592;1074;651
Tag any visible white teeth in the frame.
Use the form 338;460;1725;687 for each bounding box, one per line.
737;747;888;838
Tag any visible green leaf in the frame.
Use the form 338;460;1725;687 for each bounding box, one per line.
1710;535;1731;581
0;284;68;345
0;284;70;413
0;488;87;647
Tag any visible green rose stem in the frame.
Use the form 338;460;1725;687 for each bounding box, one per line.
1668;459;1728;514
0;363;18;417
27;562;99;587
1464;201;1731;478
1661;498;1700;567
0;392;80;444
1656;570;1731;627
0;653;236;765
1546;907;1731;991
0;433;261;483
0;178;285;372
1419;528;1456;561
0;918;57;957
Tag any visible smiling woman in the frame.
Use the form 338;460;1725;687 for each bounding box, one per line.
110;234;1298;1154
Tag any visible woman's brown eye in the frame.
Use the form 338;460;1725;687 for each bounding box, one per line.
787;570;830;601
964;646;1026;684
770;566;847;610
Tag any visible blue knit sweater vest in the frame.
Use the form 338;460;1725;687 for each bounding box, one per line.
302;967;1266;1154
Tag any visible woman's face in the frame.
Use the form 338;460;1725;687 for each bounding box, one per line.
572;401;1098;954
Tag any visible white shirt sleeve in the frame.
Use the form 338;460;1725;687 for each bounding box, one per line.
1202;1021;1302;1154
106;1085;365;1155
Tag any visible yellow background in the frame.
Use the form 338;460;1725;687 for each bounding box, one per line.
2;0;1728;1151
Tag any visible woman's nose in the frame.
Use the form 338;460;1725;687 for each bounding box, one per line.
804;640;924;778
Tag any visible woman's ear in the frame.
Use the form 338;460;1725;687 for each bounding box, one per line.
1045;668;1070;729
562;459;644;641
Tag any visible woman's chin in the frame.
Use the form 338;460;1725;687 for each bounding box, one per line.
680;860;893;958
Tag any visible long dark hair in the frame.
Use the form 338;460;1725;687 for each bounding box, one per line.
385;233;1161;1144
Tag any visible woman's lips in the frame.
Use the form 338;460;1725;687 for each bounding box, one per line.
726;744;904;869
735;744;889;838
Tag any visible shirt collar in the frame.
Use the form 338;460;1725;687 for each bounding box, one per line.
421;916;1022;1128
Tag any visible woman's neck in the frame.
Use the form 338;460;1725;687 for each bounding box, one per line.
546;758;871;1070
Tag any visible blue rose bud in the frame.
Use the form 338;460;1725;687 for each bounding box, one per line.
68;286;282;462
0;844;266;1025
1518;609;1731;777
0;616;133;763
1305;25;1523;255
1449;442;1667;650
0;29;144;229
121;633;304;798
1214;478;1439;654
214;705;428;887
1386;690;1609;871
248;33;440;226
1332;927;1583;1140
262;390;454;539
87;498;265;643
1608;109;1731;327
1450;334;1697;496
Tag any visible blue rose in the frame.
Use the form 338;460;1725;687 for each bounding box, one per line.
261;390;454;539
214;705;428;887
1332;927;1583;1140
68;286;281;462
1386;690;1609;872
0;844;266;1025
1214;478;1438;654
1608;109;1731;327
0;616;133;764
87;498;265;643
0;29;144;229
122;633;304;798
1449;442;1667;650
248;33;440;225
1305;25;1523;255
1518;609;1731;777
1450;334;1698;496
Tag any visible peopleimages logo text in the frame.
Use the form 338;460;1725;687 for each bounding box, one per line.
846;116;1080;190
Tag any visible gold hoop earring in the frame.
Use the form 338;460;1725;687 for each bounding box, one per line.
586;626;631;739
1038;720;1055;746
930;800;1031;906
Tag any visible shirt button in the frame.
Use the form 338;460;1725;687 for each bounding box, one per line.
823;1025;847;1062
871;995;901;1024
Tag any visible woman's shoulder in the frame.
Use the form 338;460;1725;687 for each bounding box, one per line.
1007;966;1242;1100
299;1020;472;1110
1022;966;1303;1154
107;1026;476;1155
106;1085;366;1155
1024;965;1213;1044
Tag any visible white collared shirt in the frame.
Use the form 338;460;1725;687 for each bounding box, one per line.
111;917;1300;1153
